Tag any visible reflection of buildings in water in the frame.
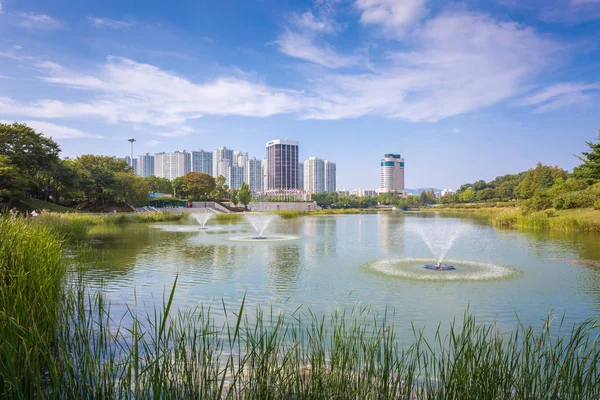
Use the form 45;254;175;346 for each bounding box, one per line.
303;217;338;261
266;245;301;293
211;245;252;280
378;213;404;255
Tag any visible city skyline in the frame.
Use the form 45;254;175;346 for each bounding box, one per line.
0;0;599;189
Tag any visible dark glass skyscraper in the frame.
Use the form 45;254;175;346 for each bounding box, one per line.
266;139;299;190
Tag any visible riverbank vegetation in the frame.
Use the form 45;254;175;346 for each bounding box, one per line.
1;216;599;398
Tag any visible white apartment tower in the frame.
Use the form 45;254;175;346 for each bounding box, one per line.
154;151;188;180
298;162;304;190
304;156;325;193
212;146;234;178
380;154;405;194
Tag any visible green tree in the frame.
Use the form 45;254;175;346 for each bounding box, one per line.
182;172;216;200
230;189;239;206
210;175;228;200
112;172;151;205
460;188;476;202
144;176;172;193
0;122;61;202
238;182;252;206
171;177;185;198
514;163;568;199
0;155;28;205
70;155;130;206
573;129;600;183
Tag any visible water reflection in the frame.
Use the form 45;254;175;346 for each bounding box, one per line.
266;245;301;293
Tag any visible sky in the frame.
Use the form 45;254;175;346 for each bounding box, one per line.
0;0;599;190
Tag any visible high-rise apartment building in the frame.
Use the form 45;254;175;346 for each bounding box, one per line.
298;162;304;190
324;160;336;193
266;139;299;190
154;151;188;180
137;153;155;177
304;156;325;193
262;157;269;192
380;153;405;194
228;164;245;190
213;146;234;178
190;150;213;175
246;158;263;192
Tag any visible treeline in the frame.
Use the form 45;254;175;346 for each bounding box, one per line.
0;123;251;211
443;130;600;211
311;190;437;210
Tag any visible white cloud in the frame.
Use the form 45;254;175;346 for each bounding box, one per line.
356;0;427;38
519;82;600;112
145;139;161;147
87;16;134;29
291;10;337;33
0;119;103;139
0;57;306;126
275;31;361;68
300;11;557;122
0;1;4;14
15;12;61;30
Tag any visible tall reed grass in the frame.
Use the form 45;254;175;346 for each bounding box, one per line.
215;213;243;223
0;218;66;398
491;209;600;232
5;276;599;398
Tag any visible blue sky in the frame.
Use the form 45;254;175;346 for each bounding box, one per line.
0;0;599;190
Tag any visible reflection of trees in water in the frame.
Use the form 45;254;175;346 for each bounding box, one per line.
82;225;156;283
266;245;301;293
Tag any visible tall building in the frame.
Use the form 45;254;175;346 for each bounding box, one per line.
213;146;234;178
246;158;263;192
298;162;304;190
228;164;245;190
266;139;299;190
262;157;269;192
304;156;325;193
324;160;336;193
138;153;154;177
190;150;213;175
380;153;405;194
154;151;188;180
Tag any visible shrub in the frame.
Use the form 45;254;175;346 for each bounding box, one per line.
594;198;600;211
553;189;597;210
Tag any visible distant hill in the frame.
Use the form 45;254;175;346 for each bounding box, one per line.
405;188;442;196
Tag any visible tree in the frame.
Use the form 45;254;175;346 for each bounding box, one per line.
460;188;476;202
238;182;252;206
514;163;568;199
230;189;239;206
182;172;215;200
144;176;172;194
573;129;600;183
171;177;185;198
0;122;61;202
112;172;151;205
0;155;28;205
210;175;228;200
70;155;130;206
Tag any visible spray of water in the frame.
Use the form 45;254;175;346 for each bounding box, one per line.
410;220;473;263
245;214;276;238
191;212;212;229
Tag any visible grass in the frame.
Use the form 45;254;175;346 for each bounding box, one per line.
5;278;599;399
491;208;600;232
215;213;243;223
275;209;363;219
30;211;185;243
17;198;78;213
0;218;66;397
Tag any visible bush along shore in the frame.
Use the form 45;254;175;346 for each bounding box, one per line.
1;215;599;398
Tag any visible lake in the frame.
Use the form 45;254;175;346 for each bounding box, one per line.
81;212;600;338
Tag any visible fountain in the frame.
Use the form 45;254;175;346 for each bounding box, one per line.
228;213;299;242
245;214;276;239
411;220;473;271
191;211;213;229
